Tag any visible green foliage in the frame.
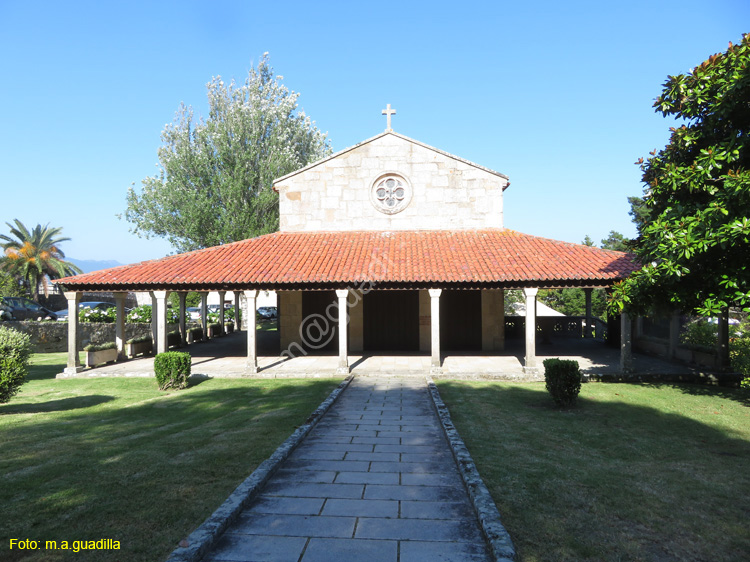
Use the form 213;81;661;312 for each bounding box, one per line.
538;288;608;319
168;291;202;311
126;335;151;345
126;305;152;323
543;358;582;407
153;351;191;390
600;230;629;252
123;54;331;253
0;220;82;300
167;330;181;348
504;290;524;315
80;307;116;323
83;342;117;352
187;326;203;340
680;319;717;349
0;269;23;298
0;325;31;403
730;337;750;388
611;34;750;317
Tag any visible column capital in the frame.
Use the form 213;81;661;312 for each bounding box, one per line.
428;288;442;298
150;290;168;299
63;291;81;302
244;289;259;299
522;287;538;298
335;289;349;298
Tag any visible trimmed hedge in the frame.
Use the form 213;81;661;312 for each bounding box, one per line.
0;326;32;403
154;351;191;390
83;341;117;352
543;358;582;407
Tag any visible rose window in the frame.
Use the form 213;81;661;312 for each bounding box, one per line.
370;174;411;214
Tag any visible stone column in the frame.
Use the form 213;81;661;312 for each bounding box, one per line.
335;289;349;374
200;292;208;339
523;288;538;373
152;290;169;354
669;311;681;358
113;292;127;360
621;312;633;373
233;291;242;330
429;289;442;372
280;291;303;355
418;290;431;352
218;290;226;334
150;292;158;344
584;288;593;338
63;291;82;374
244;290;258;374
717;308;730;371
178;292;187;346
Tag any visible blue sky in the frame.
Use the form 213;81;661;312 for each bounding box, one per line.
0;0;747;264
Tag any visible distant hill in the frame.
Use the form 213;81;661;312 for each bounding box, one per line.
68;258;123;274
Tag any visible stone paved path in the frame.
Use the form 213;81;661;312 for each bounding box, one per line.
203;375;492;562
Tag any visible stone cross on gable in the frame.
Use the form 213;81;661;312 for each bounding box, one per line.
382;104;396;131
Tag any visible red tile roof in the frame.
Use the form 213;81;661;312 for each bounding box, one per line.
55;230;639;291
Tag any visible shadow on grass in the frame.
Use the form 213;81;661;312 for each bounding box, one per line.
608;380;750;408
1;394;115;415
436;381;750;562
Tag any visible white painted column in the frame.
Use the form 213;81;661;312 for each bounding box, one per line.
178;292;187;346
620;312;633;373
233;291;242;330
218;290;226;335
244;290;258;374
429;289;442;372
200;292;208;339
523;288;538;373
152;290;169;354
335;289;349;374
63;291;82;374
113;292;127;360
150;292;158;345
584;288;593;338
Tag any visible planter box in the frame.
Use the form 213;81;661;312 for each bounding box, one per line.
86;347;118;368
225;323;234;334
127;340;153;358
208;325;223;338
187;329;204;344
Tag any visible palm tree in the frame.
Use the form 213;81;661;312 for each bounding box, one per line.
0;220;82;300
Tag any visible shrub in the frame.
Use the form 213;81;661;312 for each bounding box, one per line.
126;335;152;345
154;351;191;390
730;337;750;389
543;358;582;407
83;341;117;352
127;305;152;324
79;307;116;323
0;326;32;403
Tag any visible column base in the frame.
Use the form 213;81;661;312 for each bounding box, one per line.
336;366;350;375
63;366;84;376
245;361;258;374
430;366;443;375
522;366;539;375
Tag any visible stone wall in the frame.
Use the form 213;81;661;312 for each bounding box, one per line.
2;322;179;353
276;133;508;232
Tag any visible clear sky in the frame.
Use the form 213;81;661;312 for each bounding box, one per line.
1;0;747;265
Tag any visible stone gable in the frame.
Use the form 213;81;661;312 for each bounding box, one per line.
274;132;509;232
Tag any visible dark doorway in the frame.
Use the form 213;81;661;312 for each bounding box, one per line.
441;290;481;350
364;290;419;351
300;291;338;353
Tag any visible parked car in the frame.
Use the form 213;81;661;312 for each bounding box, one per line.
54;301;115;321
0;296;58;321
258;306;277;319
186;307;201;321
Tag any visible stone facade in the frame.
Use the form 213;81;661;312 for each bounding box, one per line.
275;132;508;232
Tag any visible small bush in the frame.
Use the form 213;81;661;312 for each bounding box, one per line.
83;341;117;352
154;351;191;390
126;335;152;345
543;358;582;407
127;305;152;324
730;336;750;389
0;326;32;403
80;307;116;323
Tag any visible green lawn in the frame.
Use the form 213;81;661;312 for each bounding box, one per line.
1;353;340;561
436;380;750;562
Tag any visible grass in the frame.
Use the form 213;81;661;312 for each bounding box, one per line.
436;380;750;562
1;353;340;561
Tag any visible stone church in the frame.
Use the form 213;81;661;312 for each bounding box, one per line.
57;110;637;375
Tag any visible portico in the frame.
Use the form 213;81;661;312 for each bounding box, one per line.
56;114;637;376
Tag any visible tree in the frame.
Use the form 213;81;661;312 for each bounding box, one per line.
0;220;82;300
123;54;332;253
600;230;629;252
581;235;595;247
611;34;750;316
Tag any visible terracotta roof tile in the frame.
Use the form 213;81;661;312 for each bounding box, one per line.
55;230;639;291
